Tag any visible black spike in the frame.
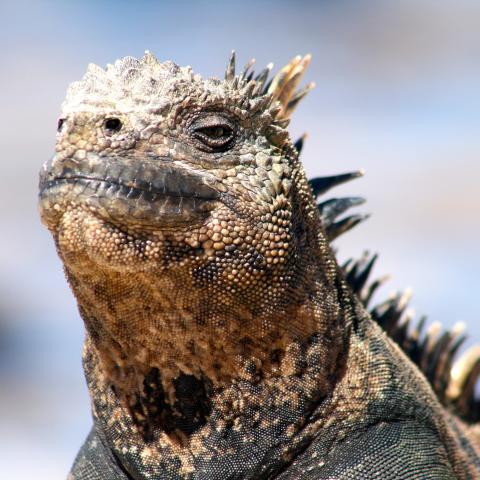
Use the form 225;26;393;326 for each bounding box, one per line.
240;58;255;81
400;316;426;365
393;315;413;348
406;316;428;366
307;166;480;424
294;135;306;155
225;50;236;82
419;323;442;374
456;359;480;422
425;331;452;387
409;315;427;343
344;252;373;296
351;254;378;295
371;294;406;335
362;275;389;308
318;197;365;225
254;64;272;90
284;82;315;117
344;261;361;294
433;331;467;400
343;252;387;307
326;214;369;241
309;170;364;198
262;77;273;95
341;258;353;271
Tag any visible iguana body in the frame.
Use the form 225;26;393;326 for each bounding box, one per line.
39;52;480;479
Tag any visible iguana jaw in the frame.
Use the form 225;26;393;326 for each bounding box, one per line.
39;152;222;231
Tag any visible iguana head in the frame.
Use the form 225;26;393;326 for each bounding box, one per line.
39;52;320;313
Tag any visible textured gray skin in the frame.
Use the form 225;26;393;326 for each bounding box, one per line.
39;53;480;479
72;423;457;480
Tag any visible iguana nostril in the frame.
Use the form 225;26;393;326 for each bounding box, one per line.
104;117;122;133
57;118;65;132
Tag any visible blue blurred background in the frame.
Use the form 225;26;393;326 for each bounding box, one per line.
1;0;479;477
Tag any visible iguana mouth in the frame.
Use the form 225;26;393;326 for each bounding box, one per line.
39;154;221;227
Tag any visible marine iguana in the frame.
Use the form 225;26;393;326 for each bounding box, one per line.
39;51;480;479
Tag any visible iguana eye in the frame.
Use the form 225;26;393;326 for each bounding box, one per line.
201;126;229;139
104;117;122;133
191;114;235;152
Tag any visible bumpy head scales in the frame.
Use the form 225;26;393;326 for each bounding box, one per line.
63;50;314;131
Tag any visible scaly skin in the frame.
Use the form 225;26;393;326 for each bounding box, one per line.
39;52;480;479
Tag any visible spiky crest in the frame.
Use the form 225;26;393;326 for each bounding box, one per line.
305;142;480;423
343;252;480;422
306;166;369;241
224;50;314;119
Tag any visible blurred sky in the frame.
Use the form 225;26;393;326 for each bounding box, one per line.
0;0;479;478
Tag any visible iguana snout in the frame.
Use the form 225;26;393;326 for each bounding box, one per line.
39;152;221;229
